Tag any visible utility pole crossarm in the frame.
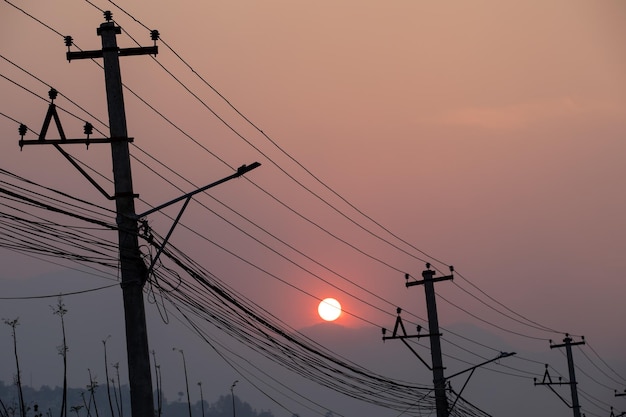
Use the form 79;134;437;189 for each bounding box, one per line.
67;46;158;61
382;308;433;370
406;274;454;287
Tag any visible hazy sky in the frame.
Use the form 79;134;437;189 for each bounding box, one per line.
1;1;625;417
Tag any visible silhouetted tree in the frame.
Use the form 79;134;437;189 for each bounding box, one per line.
51;298;68;417
3;318;25;417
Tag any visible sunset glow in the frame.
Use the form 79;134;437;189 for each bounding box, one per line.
0;2;624;417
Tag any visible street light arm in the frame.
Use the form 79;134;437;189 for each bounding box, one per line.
445;352;516;381
136;162;261;219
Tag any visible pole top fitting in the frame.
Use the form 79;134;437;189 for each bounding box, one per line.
83;122;93;136
150;29;160;43
104;10;113;22
18;123;27;138
48;88;58;102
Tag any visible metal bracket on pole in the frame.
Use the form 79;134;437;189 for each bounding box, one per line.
610;406;626;417
136;162;261;273
19;88;128;201
446;352;516;414
382;307;434;370
534;364;574;408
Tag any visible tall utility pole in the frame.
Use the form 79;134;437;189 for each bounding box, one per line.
534;334;585;417
405;264;453;417
19;12;157;416
69;14;157;417
19;12;260;417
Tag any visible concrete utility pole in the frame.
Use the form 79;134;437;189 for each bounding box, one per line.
69;15;157;417
19;13;261;417
19;11;158;417
383;265;515;417
553;335;585;417
405;264;453;417
534;334;585;417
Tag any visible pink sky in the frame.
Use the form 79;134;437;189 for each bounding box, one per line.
1;1;625;416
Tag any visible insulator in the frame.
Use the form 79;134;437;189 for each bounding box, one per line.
48;88;58;101
18;124;27;137
83;122;93;136
64;36;73;47
150;29;160;41
396;307;402;315
104;10;113;22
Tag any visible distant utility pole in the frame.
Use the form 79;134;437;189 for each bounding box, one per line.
534;334;585;417
405;264;453;417
383;264;452;417
20;11;159;417
382;264;514;417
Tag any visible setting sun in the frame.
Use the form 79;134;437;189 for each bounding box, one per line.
318;298;342;321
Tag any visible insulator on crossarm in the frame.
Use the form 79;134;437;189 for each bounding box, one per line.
48;88;58;102
84;122;93;137
84;122;93;148
104;11;113;22
18;124;27;150
151;30;160;43
64;36;73;52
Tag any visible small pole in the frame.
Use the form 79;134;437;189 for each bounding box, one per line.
198;382;205;417
174;348;193;417
231;380;239;417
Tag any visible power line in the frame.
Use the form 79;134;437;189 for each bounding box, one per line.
3;0;566;359
0;284;118;300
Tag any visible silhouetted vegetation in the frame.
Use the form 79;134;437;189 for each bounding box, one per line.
1;299;274;417
0;381;274;417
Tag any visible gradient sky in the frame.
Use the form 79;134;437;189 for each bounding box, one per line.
1;1;625;417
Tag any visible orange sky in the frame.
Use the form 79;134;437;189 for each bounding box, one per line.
1;1;625;416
